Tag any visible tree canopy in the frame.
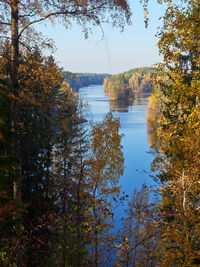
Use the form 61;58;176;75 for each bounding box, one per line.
147;0;200;264
0;0;131;41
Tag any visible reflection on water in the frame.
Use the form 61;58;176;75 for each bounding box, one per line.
110;98;135;113
146;113;161;152
79;84;156;234
79;85;154;196
109;93;151;113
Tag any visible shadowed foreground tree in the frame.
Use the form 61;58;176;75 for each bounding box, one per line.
0;44;125;266
0;0;131;201
0;46;81;266
115;185;158;267
51;113;124;266
0;1;130;264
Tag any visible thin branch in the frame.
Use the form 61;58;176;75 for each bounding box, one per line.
0;52;6;58
19;10;38;19
0;21;11;26
18;10;78;39
0;35;11;39
0;35;30;50
18;2;108;39
99;23;105;41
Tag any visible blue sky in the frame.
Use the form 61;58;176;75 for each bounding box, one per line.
37;1;167;74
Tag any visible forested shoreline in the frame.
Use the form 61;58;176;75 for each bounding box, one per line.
0;0;200;266
103;67;152;100
63;72;110;91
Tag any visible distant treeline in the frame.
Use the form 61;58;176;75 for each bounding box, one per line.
63;72;110;90
103;67;152;100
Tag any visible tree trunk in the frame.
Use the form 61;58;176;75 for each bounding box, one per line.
77;176;81;264
95;227;98;267
11;0;21;201
182;171;186;211
93;198;98;267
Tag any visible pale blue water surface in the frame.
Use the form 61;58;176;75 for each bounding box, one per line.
79;85;154;194
79;84;156;234
79;85;156;264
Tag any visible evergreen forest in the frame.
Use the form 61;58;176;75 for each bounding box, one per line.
63;72;110;91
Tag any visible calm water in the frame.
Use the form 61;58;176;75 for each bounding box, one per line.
79;85;155;226
79;84;154;190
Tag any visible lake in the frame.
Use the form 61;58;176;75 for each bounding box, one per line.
79;85;155;223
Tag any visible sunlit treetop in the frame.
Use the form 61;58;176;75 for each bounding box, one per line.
157;0;200;72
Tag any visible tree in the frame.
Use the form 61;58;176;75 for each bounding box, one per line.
48;88;87;266
0;45;82;266
0;1;131;265
88;113;124;266
0;0;131;201
154;172;200;266
150;0;200;182
103;67;152;100
115;185;158;267
148;0;200;265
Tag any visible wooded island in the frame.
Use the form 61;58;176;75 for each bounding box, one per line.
103;67;152;100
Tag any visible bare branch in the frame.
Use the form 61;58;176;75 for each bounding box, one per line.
18;2;114;39
0;21;11;26
18;10;78;39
